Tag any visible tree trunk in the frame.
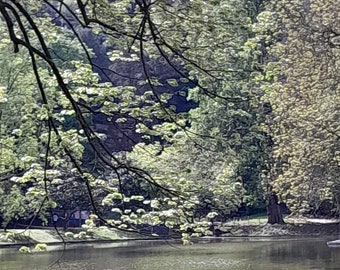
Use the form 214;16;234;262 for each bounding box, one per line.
267;193;285;224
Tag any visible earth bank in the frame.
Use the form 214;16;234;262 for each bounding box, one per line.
215;222;340;237
1;219;340;249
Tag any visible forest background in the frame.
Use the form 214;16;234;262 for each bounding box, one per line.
0;0;339;238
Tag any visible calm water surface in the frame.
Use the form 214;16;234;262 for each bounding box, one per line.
1;238;340;270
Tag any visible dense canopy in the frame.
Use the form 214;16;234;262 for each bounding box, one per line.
0;0;339;239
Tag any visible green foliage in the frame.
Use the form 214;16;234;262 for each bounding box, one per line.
1;0;338;242
0;186;31;225
255;0;340;215
0;0;269;236
121;0;268;236
128;140;245;214
19;246;31;253
0;19;97;225
34;243;47;251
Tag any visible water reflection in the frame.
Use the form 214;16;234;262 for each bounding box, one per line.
0;238;339;270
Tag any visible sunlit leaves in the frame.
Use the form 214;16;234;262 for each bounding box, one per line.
258;0;340;215
0;0;283;236
0;19;97;225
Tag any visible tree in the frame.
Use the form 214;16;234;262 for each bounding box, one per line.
267;193;284;224
0;13;141;227
0;18;101;226
255;0;340;216
126;0;269;226
3;0;317;237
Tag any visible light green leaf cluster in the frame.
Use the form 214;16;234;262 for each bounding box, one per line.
0;18;102;225
256;0;340;215
110;0;269;236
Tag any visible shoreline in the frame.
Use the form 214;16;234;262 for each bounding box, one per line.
1;221;340;251
214;222;340;237
1;235;338;253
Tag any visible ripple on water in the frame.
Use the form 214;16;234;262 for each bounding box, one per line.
159;258;251;270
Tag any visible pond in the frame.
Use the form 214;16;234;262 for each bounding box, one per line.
0;238;339;270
